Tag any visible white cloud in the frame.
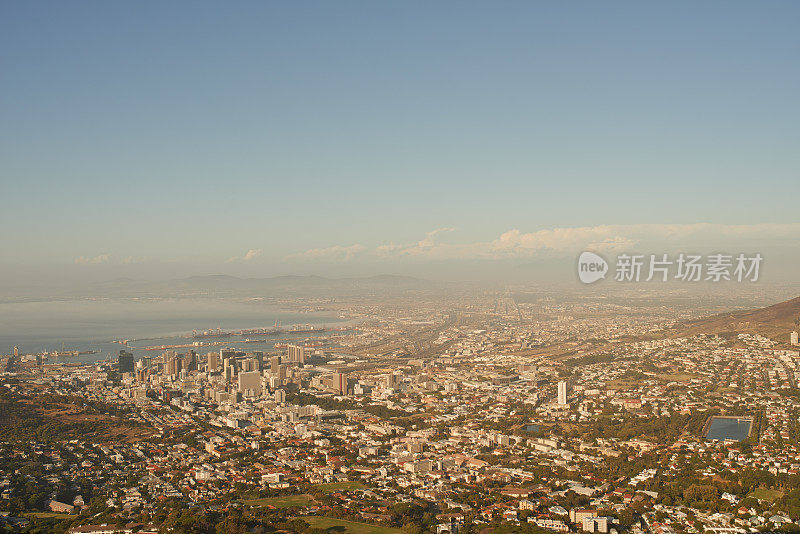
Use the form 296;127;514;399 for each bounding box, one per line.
227;249;263;263
243;249;262;261
486;227;628;257
74;254;111;265
418;227;454;248
373;227;457;259
286;223;800;262
585;236;637;254
285;244;366;262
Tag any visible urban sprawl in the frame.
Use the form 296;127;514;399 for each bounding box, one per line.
3;293;800;534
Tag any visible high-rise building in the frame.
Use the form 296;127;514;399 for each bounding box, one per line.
557;380;568;406
186;350;198;372
242;358;259;372
223;357;235;377
385;373;399;388
167;356;183;378
13;346;19;358
791;331;799;346
270;356;282;375
333;372;347;395
207;352;220;372
238;370;262;395
287;344;306;364
277;364;287;382
221;349;237;376
118;350;135;374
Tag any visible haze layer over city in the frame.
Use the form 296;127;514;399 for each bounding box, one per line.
1;2;799;534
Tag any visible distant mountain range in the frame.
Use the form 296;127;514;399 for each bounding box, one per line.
84;274;433;297
677;295;800;342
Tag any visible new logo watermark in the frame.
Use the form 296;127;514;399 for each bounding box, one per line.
577;251;608;284
577;252;762;284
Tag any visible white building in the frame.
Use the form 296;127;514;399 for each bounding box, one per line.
557;380;568;406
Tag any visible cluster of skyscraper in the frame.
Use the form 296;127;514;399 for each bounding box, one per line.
115;342;352;401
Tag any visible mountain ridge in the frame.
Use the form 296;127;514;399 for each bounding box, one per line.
676;295;800;341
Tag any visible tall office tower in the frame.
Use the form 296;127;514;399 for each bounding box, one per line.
162;351;176;365
224;364;234;383
207;351;220;372
557;380;568;406
792;331;799;346
13;346;19;358
223;357;234;377
278;364;287;383
333;372;347;395
288;344;306;364
221;349;236;374
168;357;183;378
270;356;282;375
238;370;262;395
186;350;198;372
274;389;286;403
118;350;135;374
242;358;259;373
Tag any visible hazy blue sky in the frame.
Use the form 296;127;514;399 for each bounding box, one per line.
1;1;799;282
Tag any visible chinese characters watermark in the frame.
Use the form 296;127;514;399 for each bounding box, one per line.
578;252;762;284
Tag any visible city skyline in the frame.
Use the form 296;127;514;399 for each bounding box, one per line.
3;3;800;532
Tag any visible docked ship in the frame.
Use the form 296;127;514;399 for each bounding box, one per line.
47;349;100;358
287;324;327;334
192;329;232;339
238;328;282;336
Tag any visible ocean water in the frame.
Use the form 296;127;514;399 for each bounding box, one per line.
0;298;346;362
